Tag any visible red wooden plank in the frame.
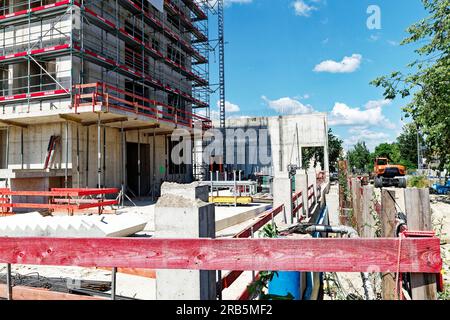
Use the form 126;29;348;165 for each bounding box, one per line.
0;237;441;273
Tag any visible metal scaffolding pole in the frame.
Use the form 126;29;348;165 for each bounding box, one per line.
65;121;69;188
85;126;89;188
97;113;101;188
138;129;141;198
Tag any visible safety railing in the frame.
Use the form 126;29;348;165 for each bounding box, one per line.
73;82;212;130
292;191;304;221
220;204;285;298
0;188;119;215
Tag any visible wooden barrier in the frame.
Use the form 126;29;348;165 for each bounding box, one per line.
0;237;441;273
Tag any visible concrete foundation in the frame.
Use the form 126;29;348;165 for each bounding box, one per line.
154;182;216;300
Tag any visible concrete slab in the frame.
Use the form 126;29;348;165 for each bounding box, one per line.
0;212;147;237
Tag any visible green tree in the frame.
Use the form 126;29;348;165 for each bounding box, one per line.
373;143;401;163
328;129;344;172
397;123;422;169
371;0;450;171
301;129;343;172
347;141;372;173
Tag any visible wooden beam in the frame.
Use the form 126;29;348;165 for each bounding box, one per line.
361;185;376;238
124;124;160;132
404;188;438;300
0;284;105;300
381;189;398;300
82;117;129;126
351;178;362;234
0;237;442;273
59;114;83;124
0;119;28;129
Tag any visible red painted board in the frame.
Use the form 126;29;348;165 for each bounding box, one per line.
0;238;442;273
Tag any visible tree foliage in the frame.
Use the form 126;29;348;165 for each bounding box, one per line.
348;141;372;173
371;0;450;170
301;129;343;172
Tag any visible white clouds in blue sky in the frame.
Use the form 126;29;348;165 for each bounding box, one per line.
329;99;395;129
314;54;363;73
262;95;315;115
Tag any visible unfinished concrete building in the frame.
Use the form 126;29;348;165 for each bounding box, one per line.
215;114;330;179
0;0;212;197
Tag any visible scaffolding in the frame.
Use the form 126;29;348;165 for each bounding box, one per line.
0;0;212;124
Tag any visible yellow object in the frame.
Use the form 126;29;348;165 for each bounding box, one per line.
209;196;253;205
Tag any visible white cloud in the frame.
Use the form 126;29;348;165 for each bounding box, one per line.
313;54;362;73
364;99;392;110
262;96;314;115
329;101;395;128
369;34;380;41
387;40;399;46
344;127;391;151
292;0;317;17
216;100;241;113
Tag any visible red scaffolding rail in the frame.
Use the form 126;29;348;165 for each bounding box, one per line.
73;82;212;130
0;188;119;215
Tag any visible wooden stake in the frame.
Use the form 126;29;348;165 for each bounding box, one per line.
381;188;397;300
404;188;438;300
351;178;362;233
361;185;376;238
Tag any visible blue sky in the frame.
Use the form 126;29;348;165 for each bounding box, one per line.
206;0;428;151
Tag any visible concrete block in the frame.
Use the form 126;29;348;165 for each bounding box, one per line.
273;175;292;224
295;173;308;217
160;181;209;202
155;182;216;300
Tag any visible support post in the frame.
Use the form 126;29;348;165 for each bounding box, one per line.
404;188;437;300
361;185;376;238
273;174;292;224
137;130;141;198
351;178;362;233
155;183;216;300
97;113;101;188
65;121;69;188
295;173;308;218
381;189;397;300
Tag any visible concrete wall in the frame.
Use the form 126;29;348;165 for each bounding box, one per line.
221;114;329;178
6;123;71;171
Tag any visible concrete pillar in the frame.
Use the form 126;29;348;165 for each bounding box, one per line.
273;174;292;224
295;173;308;217
308;171;318;203
154;182;216;300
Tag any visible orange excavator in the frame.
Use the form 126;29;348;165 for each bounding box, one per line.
373;157;407;188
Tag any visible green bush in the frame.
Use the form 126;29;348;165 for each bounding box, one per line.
407;176;430;188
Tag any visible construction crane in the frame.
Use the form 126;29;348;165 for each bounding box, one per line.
218;0;225;130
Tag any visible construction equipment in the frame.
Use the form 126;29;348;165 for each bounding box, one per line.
373;157;407;188
431;180;450;195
